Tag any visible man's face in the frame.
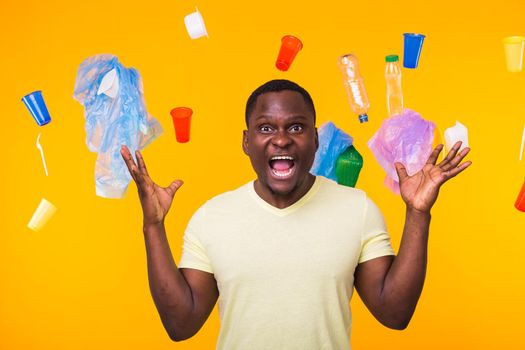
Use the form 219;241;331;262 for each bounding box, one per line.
243;90;318;197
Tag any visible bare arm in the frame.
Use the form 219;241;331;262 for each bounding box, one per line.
121;146;218;341
354;209;429;329
354;142;471;330
143;223;218;340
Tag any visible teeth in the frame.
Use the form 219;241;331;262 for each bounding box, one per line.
272;168;294;177
270;156;294;161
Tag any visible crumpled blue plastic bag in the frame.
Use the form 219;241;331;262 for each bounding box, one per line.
367;109;435;194
310;121;353;181
73;54;163;198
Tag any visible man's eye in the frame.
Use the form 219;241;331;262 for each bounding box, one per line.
259;125;273;133
289;125;304;133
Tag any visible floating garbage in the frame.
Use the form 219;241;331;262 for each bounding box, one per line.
28;198;57;232
97;68;119;98
403;33;426;69
335;145;363;188
368;109;435;193
22;90;51;126
73;54;163;198
385;54;404;116
311;121;353;181
503;36;525;72
337;53;370;123
444;120;469;154
36;133;48;176
170;107;193;143
276;35;303;71
184;7;208;39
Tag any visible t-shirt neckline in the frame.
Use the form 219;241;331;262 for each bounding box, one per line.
247;176;322;217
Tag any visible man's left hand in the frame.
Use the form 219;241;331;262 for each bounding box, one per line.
395;141;472;213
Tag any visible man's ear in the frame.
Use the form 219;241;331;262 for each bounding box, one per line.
314;127;319;150
242;130;249;155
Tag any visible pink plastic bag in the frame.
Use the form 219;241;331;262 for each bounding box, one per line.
367;109;435;193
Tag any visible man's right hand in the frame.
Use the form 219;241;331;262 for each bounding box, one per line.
120;145;217;342
120;145;183;227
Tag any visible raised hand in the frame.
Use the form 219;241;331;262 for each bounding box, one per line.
120;145;183;226
394;141;472;213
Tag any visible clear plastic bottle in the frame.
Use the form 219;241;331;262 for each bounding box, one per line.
338;54;370;123
385;54;404;116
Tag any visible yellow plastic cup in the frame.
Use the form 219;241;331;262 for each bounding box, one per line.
27;198;57;232
503;36;525;72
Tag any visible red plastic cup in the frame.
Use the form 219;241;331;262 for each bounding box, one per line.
275;35;303;71
170;107;193;143
515;178;525;212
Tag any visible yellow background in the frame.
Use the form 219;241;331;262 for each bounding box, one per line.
1;0;524;349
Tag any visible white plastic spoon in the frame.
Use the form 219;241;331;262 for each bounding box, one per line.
36;133;48;176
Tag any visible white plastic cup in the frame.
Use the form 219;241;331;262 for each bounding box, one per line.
97;68;119;98
444;121;469;153
27;198;57;232
184;7;208;39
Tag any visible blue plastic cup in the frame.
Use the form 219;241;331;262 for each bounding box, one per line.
403;33;426;69
22;90;51;126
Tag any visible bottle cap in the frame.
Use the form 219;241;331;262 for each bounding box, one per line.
386;55;399;62
359;114;369;123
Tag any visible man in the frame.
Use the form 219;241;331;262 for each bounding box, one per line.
120;79;471;349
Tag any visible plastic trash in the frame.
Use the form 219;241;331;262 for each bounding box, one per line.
337;53;370;123
97;68;119;98
73;54;163;198
28;198;57;232
36;133;48;176
184;7;208;39
276;35;303;71
444;121;469;153
170;107;193;143
403;33;426;69
385;54;404;116
22;91;52;126
503;36;525;72
367;109;435;193
335;145;363;188
311;121;353;181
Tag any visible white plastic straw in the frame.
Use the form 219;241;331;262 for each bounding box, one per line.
36;133;48;176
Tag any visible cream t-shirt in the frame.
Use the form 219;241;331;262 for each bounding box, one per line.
179;176;394;349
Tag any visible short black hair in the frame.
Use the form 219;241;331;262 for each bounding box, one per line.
245;79;316;127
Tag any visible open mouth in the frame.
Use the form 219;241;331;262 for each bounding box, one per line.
269;155;296;178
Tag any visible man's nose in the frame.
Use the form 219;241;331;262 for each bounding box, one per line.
272;130;292;148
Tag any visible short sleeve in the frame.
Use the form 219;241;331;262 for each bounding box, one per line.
358;196;395;263
178;205;214;274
